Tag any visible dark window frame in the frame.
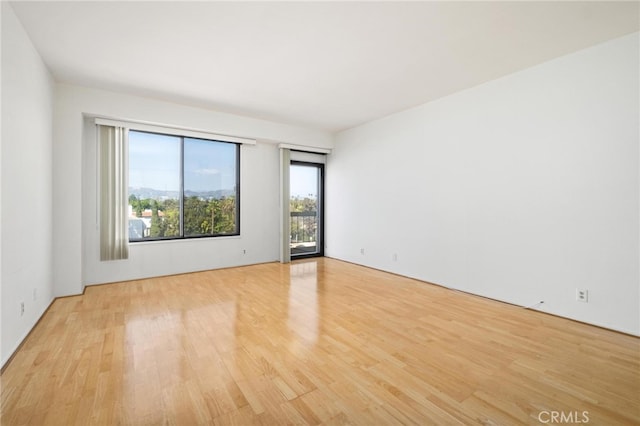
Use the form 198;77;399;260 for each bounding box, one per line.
290;159;324;259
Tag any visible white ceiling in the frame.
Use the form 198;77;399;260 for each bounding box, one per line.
9;1;640;132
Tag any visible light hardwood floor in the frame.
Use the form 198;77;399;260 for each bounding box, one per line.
1;258;638;425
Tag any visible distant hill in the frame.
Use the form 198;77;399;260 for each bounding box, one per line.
129;187;235;200
185;189;235;199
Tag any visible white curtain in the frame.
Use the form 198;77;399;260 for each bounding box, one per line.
280;148;291;263
98;124;129;261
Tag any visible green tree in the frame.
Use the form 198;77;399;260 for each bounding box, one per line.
149;200;163;237
290;195;316;213
184;196;208;236
139;198;152;212
129;194;142;217
162;198;180;237
208;197;233;234
128;195;153;217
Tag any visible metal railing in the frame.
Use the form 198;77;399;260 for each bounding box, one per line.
290;211;317;245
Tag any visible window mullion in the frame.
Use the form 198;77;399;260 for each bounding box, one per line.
180;136;185;238
236;144;241;234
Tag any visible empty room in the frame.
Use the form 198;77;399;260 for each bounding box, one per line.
1;1;639;425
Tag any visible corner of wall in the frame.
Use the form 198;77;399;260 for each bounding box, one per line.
1;1;56;367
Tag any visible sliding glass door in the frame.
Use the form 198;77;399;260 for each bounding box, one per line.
290;161;323;258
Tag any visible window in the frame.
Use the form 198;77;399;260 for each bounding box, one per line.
128;130;239;241
290;161;324;258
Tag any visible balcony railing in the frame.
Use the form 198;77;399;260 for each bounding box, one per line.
290;211;317;254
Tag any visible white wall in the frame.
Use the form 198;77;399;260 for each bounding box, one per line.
1;2;55;367
327;33;639;335
54;84;333;294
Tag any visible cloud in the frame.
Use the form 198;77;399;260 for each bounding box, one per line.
194;168;221;175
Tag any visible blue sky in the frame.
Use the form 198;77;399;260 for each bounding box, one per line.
129;131;318;198
129;131;237;192
290;164;318;198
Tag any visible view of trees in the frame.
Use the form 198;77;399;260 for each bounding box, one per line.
129;194;314;241
290;195;316;213
129;195;237;238
184;196;236;236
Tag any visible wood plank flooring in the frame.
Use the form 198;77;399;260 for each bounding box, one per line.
1;258;638;425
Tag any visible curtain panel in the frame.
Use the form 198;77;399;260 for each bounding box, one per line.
98;124;129;261
280;148;291;263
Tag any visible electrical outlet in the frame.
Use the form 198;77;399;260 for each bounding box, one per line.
20;302;25;316
360;248;365;255
392;253;398;261
576;288;588;303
